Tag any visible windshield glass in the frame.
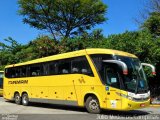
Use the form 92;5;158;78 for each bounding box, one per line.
117;56;148;93
0;72;3;89
90;54;148;93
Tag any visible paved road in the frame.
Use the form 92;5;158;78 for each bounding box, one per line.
0;97;159;120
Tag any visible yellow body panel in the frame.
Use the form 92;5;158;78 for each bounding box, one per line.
3;49;149;111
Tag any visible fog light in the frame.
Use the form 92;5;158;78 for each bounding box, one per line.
140;103;145;107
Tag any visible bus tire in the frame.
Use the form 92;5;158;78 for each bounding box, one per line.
22;93;29;106
14;93;21;105
85;96;101;114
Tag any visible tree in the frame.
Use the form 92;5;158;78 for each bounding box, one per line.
141;12;160;37
103;30;160;64
146;0;160;13
0;36;60;70
62;29;105;52
18;0;107;40
28;35;59;58
0;37;26;69
135;0;160;26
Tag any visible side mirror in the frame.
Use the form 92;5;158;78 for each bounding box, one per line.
141;63;156;75
103;60;128;75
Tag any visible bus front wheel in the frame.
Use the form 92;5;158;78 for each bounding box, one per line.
85;96;101;114
22;93;29;106
14;93;21;105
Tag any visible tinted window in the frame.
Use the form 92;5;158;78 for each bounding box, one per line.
104;64;120;88
90;54;114;83
20;67;27;77
90;54;113;72
29;64;43;76
5;68;16;78
71;56;93;76
0;72;3;89
5;56;94;78
6;66;27;78
47;62;58;75
58;59;71;74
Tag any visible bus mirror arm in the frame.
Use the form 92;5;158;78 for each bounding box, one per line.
141;63;156;75
103;60;128;75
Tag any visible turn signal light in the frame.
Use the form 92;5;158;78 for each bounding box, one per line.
152;72;156;75
140;103;145;107
123;70;128;75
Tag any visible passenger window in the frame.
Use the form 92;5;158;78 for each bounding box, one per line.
58;60;71;74
48;62;58;75
71;56;93;76
20;67;27;77
0;73;3;89
29;64;43;76
6;68;16;78
14;68;21;77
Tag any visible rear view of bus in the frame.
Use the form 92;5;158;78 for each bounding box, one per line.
0;71;4;96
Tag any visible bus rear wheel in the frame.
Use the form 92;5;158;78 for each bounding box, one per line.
14;93;21;105
22;93;29;106
85;96;101;114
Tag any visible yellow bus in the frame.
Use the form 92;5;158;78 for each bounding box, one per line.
3;49;155;113
0;71;4;96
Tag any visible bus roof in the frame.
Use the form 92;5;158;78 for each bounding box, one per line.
5;48;137;68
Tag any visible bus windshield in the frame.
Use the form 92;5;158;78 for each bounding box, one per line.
90;54;148;94
0;72;3;89
116;56;148;93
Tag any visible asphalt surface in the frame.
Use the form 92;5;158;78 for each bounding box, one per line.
0;97;160;120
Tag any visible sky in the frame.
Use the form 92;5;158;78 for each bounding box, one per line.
0;0;146;44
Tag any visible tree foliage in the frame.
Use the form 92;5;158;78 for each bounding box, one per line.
0;36;59;70
142;12;160;37
0;37;25;69
146;0;160;13
18;0;107;40
28;36;59;58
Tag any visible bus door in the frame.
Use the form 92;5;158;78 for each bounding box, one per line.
104;64;122;110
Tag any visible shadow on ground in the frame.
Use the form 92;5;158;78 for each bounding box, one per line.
5;99;150;116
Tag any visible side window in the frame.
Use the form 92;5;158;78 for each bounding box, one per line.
5;66;27;78
14;67;21;78
5;68;15;78
48;62;58;75
0;78;3;88
29;64;44;77
6;67;21;78
58;59;71;74
0;72;3;88
20;67;27;77
105;65;120;89
90;54;113;72
71;56;93;76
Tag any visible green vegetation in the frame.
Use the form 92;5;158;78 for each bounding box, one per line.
18;0;107;40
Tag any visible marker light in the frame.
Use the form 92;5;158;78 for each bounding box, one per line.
123;70;128;75
140;103;145;107
152;72;156;75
